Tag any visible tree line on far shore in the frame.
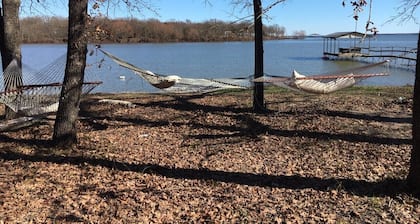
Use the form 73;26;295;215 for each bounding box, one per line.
20;16;306;44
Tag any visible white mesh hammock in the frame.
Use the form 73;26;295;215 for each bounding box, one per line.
0;55;102;116
98;48;250;94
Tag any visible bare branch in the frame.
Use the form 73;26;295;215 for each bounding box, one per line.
203;0;213;7
226;0;286;25
21;0;67;17
385;0;419;24
21;1;160;19
89;0;159;18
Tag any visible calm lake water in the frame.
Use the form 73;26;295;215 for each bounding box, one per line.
5;33;418;93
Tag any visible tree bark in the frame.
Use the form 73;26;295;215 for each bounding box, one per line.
52;0;88;147
408;31;420;198
0;0;22;120
253;0;265;113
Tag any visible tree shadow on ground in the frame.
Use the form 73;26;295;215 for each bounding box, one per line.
135;94;252;114
1;94;410;198
79;96;412;146
0;149;410;198
188;113;412;145
304;109;411;124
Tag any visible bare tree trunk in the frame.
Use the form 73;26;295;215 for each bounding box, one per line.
52;0;88;147
408;31;420;198
253;0;265;113
0;8;3;60
0;0;22;120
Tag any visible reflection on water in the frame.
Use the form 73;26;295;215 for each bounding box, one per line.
0;34;415;93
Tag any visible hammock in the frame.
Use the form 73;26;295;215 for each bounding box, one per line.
98;48;250;94
0;55;102;116
99;48;388;94
254;61;389;94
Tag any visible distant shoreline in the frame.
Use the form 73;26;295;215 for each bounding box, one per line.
20;33;416;45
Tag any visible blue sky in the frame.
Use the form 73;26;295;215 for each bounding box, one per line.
24;0;419;35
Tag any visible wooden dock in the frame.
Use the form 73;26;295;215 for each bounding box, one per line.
322;32;417;71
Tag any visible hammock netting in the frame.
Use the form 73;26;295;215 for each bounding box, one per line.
99;48;389;95
0;55;102;116
98;48;250;94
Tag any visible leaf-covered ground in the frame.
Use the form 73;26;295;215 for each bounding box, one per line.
0;86;419;223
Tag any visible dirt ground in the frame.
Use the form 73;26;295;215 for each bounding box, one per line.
0;86;419;223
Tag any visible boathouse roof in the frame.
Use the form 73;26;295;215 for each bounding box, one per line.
323;31;368;39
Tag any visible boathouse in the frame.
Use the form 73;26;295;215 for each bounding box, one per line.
322;31;417;71
322;31;371;60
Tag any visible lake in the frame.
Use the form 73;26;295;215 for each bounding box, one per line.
6;33;418;93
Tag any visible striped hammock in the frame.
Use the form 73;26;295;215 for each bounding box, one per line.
0;55;102;116
254;61;389;94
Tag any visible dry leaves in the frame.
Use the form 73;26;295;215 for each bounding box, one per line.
0;86;419;223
